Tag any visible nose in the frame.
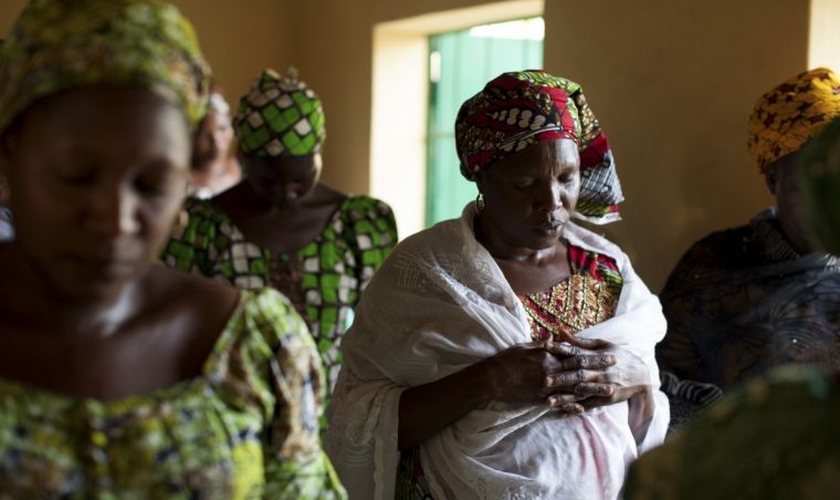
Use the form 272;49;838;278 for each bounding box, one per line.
85;184;140;236
535;180;564;213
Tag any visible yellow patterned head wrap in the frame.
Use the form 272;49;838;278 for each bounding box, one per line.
0;0;211;136
747;67;840;173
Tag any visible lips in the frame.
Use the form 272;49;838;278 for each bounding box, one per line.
538;220;563;230
69;254;136;274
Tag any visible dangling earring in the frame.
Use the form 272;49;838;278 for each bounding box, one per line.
475;191;485;215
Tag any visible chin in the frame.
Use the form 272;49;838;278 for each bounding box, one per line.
50;260;145;304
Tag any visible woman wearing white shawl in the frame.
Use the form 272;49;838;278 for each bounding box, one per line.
325;70;669;500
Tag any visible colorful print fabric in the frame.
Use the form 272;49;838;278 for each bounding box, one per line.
0;0;210;134
233;68;326;157
0;289;346;499
454;70;623;224
521;246;623;343
161;195;397;392
747;67;840;173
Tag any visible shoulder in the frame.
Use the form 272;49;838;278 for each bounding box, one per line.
341;194;393;214
387;218;461;258
230;288;313;350
340;195;398;250
205;287;319;392
659;223;754;298
339;195;396;227
564;222;630;267
145;265;239;318
684;225;753;264
666;224;755;281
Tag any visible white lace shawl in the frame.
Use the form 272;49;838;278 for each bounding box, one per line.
324;204;669;500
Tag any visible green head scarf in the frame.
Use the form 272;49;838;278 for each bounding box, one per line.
0;0;211;136
233;68;326;158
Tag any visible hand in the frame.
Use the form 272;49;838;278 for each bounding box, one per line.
479;340;616;413
544;338;652;412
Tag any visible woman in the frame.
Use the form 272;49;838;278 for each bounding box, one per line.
0;0;345;497
325;71;669;499
162;68;398;392
657;68;840;390
187;81;242;199
626;120;840;498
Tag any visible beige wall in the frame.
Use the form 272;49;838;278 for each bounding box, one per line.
544;0;810;290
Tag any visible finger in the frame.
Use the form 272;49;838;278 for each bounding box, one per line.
574;382;614;397
546;393;578;406
556;354;617;371
545;368;594;388
544;341;582;358
572;337;612;350
553;402;584;415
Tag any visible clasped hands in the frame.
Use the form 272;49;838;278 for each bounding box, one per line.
482;338;651;415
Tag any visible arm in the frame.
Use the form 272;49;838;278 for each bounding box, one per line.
350;197;398;294
158;198;217;277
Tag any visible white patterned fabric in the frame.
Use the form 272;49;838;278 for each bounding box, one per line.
324;203;669;500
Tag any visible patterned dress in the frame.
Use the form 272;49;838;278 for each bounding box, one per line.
395;244;623;499
0;289;346;499
161;195;397;392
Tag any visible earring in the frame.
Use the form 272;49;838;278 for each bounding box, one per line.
475;191;485;215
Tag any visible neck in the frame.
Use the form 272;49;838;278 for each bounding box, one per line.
2;242;141;338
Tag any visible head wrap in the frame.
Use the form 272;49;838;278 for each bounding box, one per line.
747;67;840;173
455;70;623;224
0;0;210;136
233;68;325;158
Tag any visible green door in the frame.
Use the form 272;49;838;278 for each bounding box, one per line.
425;18;544;227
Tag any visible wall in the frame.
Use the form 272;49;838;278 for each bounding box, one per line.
809;0;840;71
0;0;293;108
544;0;809;290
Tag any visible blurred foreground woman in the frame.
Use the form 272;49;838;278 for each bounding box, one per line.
0;0;346;498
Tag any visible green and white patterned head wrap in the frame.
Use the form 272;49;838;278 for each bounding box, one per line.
0;0;211;136
233;68;326;158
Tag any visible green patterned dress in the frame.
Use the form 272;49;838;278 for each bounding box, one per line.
161;195;397;392
0;289;346;499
